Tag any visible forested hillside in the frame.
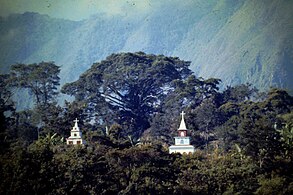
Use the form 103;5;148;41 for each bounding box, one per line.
1;0;292;94
1;52;292;194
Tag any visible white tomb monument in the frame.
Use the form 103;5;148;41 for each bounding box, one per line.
169;111;195;154
66;118;85;145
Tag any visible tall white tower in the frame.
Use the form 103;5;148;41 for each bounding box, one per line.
169;111;195;154
66;118;85;145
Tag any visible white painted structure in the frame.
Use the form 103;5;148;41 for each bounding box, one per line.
169;111;195;154
66;118;85;145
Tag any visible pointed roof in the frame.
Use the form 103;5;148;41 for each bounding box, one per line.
72;118;80;131
74;118;79;127
178;111;187;130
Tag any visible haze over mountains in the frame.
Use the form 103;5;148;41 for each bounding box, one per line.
0;0;292;93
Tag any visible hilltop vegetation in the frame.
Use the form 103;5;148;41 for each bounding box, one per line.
0;52;293;194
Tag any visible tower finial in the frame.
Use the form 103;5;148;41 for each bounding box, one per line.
181;111;185;119
178;111;187;130
74;118;79;128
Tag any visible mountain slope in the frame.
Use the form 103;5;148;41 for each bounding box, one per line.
0;0;292;95
0;12;80;72
174;0;293;90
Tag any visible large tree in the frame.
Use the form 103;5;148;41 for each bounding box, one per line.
0;74;16;151
62;52;192;137
10;62;60;107
0;74;15;128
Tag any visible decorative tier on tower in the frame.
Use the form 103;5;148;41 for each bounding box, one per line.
66;118;85;145
169;111;195;154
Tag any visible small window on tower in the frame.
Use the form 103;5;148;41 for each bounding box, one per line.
74;133;77;136
180;139;184;144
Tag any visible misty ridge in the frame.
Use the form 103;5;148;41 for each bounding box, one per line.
0;0;292;95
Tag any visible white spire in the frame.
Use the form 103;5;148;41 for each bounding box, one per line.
72;118;80;132
178;111;187;130
74;118;79;128
67;117;85;145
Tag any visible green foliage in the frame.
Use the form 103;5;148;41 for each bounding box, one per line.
255;175;292;195
171;75;221;106
0;139;56;194
1;52;293;194
104;145;177;194
62;52;192;138
278;112;293;149
222;83;258;103
174;152;259;194
0;74;16;152
10;61;60;107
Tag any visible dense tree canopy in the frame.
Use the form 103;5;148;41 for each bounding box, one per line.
1;52;293;194
10;61;60;107
62;52;192;137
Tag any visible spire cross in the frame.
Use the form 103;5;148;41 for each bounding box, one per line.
74;118;79;127
180;111;185;119
178;111;187;130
